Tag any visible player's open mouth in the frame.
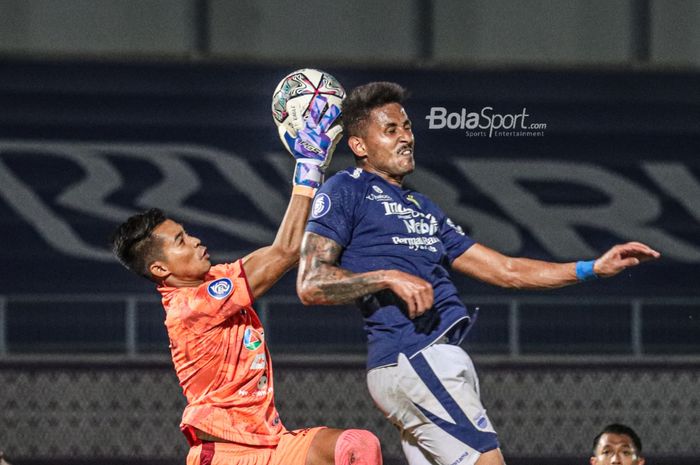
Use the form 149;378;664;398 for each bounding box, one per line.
398;147;413;156
201;248;209;259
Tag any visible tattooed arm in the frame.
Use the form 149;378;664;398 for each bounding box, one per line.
296;232;434;318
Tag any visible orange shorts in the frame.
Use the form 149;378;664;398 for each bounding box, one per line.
186;427;325;465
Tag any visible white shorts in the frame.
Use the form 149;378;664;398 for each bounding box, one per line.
367;343;499;465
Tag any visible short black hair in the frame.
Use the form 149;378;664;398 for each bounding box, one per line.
592;423;643;455
342;81;409;137
110;208;167;281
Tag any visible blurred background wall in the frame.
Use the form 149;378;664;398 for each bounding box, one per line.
0;0;698;67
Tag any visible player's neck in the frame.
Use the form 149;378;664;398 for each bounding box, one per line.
363;166;404;187
162;274;205;288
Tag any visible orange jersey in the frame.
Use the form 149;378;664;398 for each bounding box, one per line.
159;260;285;447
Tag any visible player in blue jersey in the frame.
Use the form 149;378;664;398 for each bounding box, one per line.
296;82;660;465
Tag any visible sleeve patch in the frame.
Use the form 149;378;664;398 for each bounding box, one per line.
312;193;332;218
207;277;234;300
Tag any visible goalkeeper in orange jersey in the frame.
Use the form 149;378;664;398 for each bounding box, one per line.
110;96;382;465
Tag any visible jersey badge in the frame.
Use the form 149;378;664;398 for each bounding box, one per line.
207;278;233;300
312;193;331;218
406;194;421;209
474;413;489;429
243;327;264;350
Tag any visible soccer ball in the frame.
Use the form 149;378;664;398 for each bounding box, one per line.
271;68;345;138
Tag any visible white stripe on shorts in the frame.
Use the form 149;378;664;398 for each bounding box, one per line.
366;343;498;465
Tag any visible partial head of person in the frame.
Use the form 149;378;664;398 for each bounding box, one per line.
0;450;13;465
591;423;645;465
342;81;414;185
110;208;211;288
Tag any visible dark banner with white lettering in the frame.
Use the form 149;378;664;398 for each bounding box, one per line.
1;58;698;296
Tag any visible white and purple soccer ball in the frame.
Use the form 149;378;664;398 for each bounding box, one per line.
271;68;345;138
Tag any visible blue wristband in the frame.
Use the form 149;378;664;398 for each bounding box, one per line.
575;260;598;281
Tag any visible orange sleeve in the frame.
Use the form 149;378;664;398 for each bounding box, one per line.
180;260;253;332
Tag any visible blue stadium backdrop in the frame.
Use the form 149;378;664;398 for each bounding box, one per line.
2;57;700;465
1;58;698;299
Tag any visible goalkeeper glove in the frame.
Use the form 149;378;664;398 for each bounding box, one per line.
278;95;342;193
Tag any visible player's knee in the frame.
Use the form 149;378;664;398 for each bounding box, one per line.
334;429;382;465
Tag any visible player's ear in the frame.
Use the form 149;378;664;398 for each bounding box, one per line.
149;260;170;280
348;135;367;158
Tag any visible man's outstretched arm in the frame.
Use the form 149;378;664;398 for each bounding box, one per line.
452;241;661;289
243;96;342;299
242;194;313;299
297;232;434;318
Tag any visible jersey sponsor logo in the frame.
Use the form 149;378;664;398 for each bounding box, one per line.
243;327;264;350
251;353;266;370
312;193;331;218
403;217;439;235
372;185;384;194
237;385;274;397
257;373;268;390
366;192;393;202
446;217;465;236
382;201;425;219
382;201;440;238
207;278;233;300
236;374;272;398
392;236;439;252
450;451;470;465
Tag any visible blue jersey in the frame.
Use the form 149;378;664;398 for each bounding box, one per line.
306;167;477;369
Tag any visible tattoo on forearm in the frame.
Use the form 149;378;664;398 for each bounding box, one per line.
300;233;386;304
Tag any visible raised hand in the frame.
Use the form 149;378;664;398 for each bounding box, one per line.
278;95;342;190
291;96;342;167
593;241;661;278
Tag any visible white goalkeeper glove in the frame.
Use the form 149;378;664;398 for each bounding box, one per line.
278;95;342;195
